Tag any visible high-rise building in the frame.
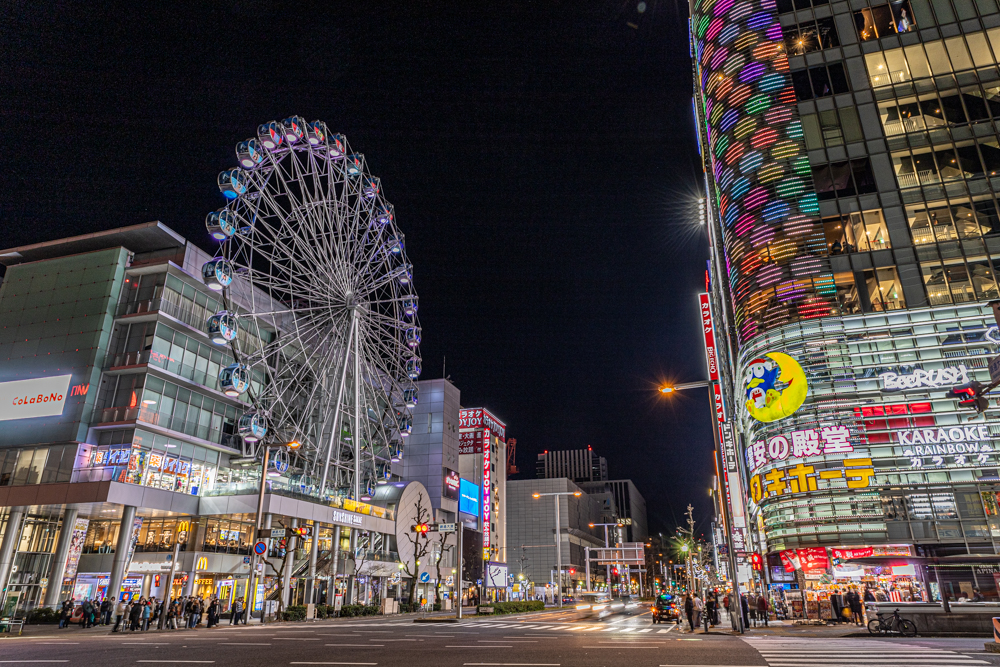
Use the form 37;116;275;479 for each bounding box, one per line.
691;0;1000;603
578;479;649;543
505;478;607;596
536;447;608;482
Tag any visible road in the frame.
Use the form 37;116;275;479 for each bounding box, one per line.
1;604;996;667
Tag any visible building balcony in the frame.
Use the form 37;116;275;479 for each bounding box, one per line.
116;296;207;332
92;404;238;448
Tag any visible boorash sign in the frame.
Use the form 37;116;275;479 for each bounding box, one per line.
879;365;970;391
0;375;73;421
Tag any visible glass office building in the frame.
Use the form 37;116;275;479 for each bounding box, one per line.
0;223;410;615
692;0;1000;603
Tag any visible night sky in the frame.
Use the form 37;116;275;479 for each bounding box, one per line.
1;2;716;537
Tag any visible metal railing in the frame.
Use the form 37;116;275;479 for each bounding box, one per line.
92;404;238;447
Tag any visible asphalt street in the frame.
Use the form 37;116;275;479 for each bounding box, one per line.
1;605;997;667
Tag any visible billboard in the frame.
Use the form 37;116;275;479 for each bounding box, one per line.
459;431;481;454
459;479;480;517
0;375;73;421
443;468;460;501
699;293;719;382
486;562;508;589
458;408;506;439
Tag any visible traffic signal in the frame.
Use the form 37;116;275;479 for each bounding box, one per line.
292;526;312;538
411;523;430;534
750;553;763;571
948;381;988;412
278;537;287;556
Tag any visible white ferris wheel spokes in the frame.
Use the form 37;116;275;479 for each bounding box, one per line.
199;116;421;500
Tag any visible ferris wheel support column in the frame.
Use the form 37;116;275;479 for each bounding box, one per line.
353;307;361;500
320;315;357;494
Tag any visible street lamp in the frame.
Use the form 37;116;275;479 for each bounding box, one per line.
659;380;711;393
532;490;581;608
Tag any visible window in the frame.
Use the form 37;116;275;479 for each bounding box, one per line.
792;63;850;101
855;1;915;41
784;17;840;54
825;210;893;253
864;267;907;311
812;159;877;199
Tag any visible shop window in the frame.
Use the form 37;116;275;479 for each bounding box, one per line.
823;209;892;253
792;63;850;101
812;159;877;199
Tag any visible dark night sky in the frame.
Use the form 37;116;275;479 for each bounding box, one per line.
1;2;717;537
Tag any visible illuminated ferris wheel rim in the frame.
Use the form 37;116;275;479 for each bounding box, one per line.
197;115;421;497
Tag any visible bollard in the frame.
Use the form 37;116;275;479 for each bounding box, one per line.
985;617;1000;653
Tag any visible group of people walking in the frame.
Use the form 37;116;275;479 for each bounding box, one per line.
682;591;722;632
58;595;233;631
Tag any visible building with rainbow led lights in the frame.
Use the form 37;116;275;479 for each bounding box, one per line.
693;0;1000;610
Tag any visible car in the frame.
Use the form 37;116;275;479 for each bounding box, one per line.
561;595;575;604
574;592;611;612
651;593;681;624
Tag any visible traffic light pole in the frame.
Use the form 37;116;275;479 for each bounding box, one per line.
456;521;463;620
251;446;271;625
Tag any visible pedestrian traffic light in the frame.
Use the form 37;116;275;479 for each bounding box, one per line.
411;523;429;533
948;381;989;412
278;537;287;556
750;553;763;571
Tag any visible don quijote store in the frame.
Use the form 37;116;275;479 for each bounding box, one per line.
720;303;1000;621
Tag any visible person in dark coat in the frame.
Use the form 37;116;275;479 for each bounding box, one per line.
129;599;143;631
207;598;219;628
740;593;750;630
756;593;769;627
684;594;695;632
847;588;864;626
706;595;718;629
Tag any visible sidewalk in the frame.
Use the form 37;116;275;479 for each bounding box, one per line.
1;607;480;639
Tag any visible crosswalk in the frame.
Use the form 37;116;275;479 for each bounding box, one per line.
336;620;677;635
744;638;992;666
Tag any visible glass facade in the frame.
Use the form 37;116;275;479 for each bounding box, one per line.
692;0;1000;605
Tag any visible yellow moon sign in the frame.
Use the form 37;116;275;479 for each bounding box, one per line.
743;352;808;423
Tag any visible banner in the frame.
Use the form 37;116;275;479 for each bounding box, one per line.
699;293;719;381
62;518;90;580
797;547;829;575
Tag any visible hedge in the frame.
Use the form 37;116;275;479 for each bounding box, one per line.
26;607;60;623
338;604;380;617
283;605;307;621
478;601;545;615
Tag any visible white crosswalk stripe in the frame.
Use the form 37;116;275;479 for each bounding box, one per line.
744;638;990;666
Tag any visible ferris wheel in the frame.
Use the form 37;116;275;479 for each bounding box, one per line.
199;116;421;500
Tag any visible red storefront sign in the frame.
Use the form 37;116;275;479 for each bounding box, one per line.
699;293;720;382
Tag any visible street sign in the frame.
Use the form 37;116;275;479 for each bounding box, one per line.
270;528;286;538
990;354;1000;383
253;541;268;555
243;556;252;564
419;572;431;582
437;523;457;533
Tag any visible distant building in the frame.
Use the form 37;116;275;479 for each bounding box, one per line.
536;447;607;483
578;479;648;544
506;478;605;594
393;378;462;519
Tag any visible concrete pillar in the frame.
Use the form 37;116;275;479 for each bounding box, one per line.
344;528;355;604
306;522;319;603
281;518;298;609
330;525;342;602
43;507;78;608
0;507;26;605
107;505;137;604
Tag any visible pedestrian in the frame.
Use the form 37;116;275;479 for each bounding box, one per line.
684;594;695;632
184;596;194;629
231;598;242;625
196;597;205;627
693;594;704;630
740;593;750;630
129;599;143;632
113;598;126;632
973;587;985;602
706;595;718;629
207;598;219;628
846;587;863;626
140;601;151;631
100;597;111;625
166;599;176;629
756;593;769;627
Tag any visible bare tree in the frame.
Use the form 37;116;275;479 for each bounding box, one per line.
399;492;433;606
433;531;455;607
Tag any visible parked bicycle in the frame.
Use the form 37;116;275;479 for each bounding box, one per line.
867;608;917;637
